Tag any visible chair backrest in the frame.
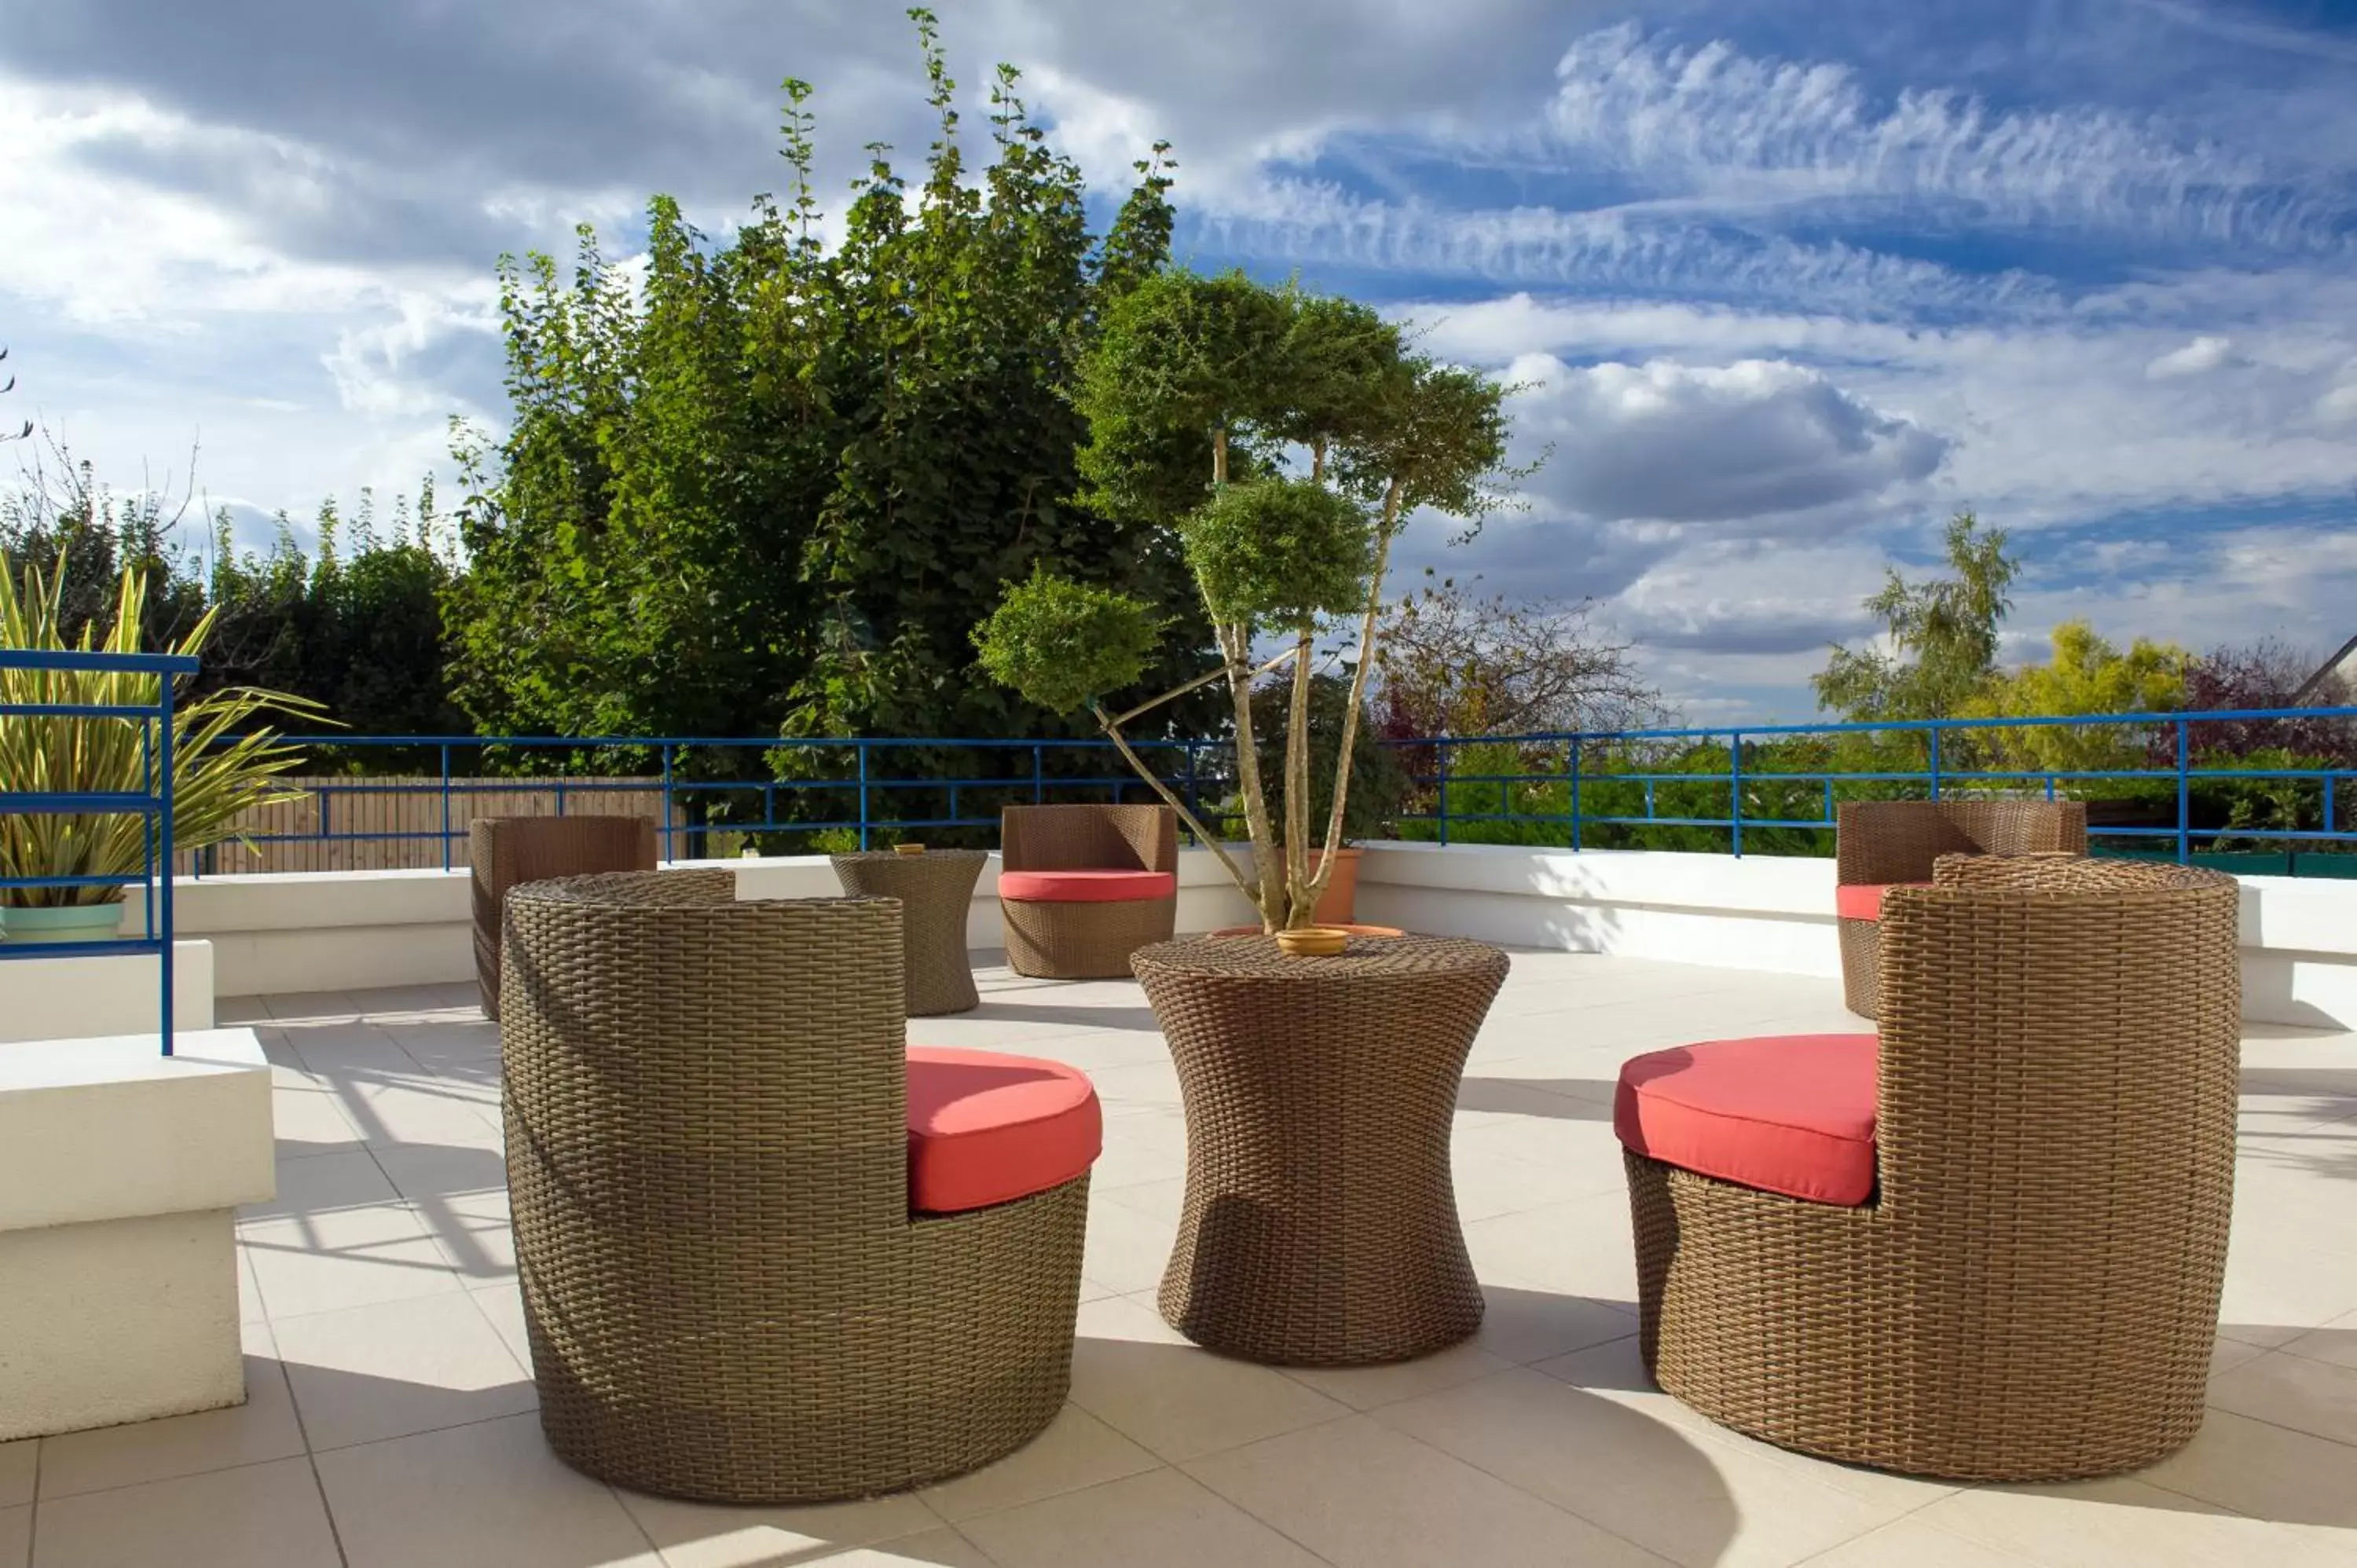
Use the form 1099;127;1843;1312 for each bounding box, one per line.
1874;855;2239;1225
1836;799;2088;887
500;870;911;1229
1000;804;1177;875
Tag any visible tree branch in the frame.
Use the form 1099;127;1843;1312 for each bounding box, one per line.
1088;701;1256;896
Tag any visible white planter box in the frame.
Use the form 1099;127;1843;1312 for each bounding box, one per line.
0;1028;274;1440
0;940;214;1046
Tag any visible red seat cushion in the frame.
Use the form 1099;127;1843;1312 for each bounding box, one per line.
999;869;1176;903
906;1046;1102;1213
1615;1034;1879;1206
1835;881;1931;921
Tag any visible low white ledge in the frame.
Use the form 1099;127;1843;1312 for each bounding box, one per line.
0;939;214;1045
0;1027;274;1440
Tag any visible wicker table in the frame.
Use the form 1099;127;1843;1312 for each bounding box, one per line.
1134;934;1511;1365
830;850;986;1016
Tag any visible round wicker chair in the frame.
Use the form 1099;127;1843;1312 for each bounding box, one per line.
1835;798;2088;1017
999;804;1178;979
499;870;1090;1503
1627;855;2241;1481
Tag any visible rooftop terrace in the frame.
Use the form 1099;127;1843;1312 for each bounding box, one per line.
6;950;2354;1567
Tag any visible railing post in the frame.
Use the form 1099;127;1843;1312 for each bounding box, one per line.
1184;743;1201;826
1436;742;1451;846
856;743;871;851
661;745;675;862
1928;726;1943;800
1729;730;1745;859
1567;738;1582;852
2176;720;2191;865
1032;744;1044;804
439;744;453;873
158;671;176;1059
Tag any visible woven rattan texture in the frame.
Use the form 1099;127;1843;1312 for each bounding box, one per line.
470;815;657;1020
999;804;1178;979
1628;855;2239;1481
1833;799;2088;1017
1135;935;1511;1365
830;850;986;1015
500;870;1087;1503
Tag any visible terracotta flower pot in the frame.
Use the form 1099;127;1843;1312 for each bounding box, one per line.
1310;846;1362;925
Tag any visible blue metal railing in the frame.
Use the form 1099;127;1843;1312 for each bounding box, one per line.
1399;705;2357;867
196;734;1230;870
1;648;195;1055
186;704;2357;877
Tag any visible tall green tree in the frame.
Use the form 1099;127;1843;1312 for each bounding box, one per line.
1814;511;2019;723
448;9;1202;805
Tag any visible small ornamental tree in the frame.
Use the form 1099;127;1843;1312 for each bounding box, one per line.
973;268;1521;932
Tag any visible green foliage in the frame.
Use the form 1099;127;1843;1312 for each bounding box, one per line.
0;558;321;907
1959;619;2187;774
972;570;1164;715
1248;676;1413;845
449;14;1205;796
1816;511;2018;722
1181;480;1372;630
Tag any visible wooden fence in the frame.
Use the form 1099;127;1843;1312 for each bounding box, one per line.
185;776;692;875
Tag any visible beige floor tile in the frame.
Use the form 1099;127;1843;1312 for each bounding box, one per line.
1798;1516;2043;1566
614;1484;937;1568
2140;1409;2357;1530
1067;1295;1349;1463
273;1291;536;1451
240;1147;398;1223
0;1445;27;1510
1094;1175;1186;1228
1185;1412;1670;1566
30;1456;341;1568
339;1081;506;1149
1462;1191;1642;1304
2205;1349;2357;1449
1278;1339;1516;1412
2281;1310;2357;1372
1912;1476;2340;1568
1374;1366;1908;1567
271;1076;368;1160
801;1529;999;1566
412;1196;517;1283
2216;1226;2357;1338
1468;1284;1639;1365
313;1412;661;1568
959;1468;1325;1568
0;1506;24;1568
241;1203;464;1317
470;1281;536;1368
236;1246;266;1324
371;1139;510;1204
36;1353;306;1499
918;1405;1160;1522
1080;1197;1178;1296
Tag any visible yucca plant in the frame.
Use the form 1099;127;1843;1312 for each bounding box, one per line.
1;557;322;909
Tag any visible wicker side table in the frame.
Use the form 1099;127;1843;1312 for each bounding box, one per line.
1134;934;1511;1366
830;850;987;1016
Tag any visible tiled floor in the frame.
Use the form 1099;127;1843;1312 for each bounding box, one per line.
10;951;2357;1566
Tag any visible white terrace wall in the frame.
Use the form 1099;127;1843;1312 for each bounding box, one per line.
20;844;2348;1028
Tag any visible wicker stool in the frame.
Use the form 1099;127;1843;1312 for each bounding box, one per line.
831;848;986;1015
1627;855;2240;1481
468;815;656;1019
999;804;1178;979
1835;799;2086;1017
500;870;1090;1503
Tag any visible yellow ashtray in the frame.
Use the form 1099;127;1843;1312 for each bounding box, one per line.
894;843;926;855
1274;926;1349;958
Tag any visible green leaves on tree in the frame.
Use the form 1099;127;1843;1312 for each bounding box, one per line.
1180;479;1372;631
971;570;1163;716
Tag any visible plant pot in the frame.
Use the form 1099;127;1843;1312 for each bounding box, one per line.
1210;922;1403;940
1310;847;1362;925
1274;926;1350;958
0;902;126;944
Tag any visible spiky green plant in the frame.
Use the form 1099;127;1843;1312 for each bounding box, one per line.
1;559;323;908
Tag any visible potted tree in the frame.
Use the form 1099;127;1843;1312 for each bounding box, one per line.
972;267;1519;935
1;559;318;940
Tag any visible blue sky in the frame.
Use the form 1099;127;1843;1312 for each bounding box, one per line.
5;0;2355;720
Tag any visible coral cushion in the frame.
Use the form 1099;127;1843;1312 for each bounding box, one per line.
1835;881;1931;921
999;869;1176;903
906;1046;1102;1213
1614;1034;1880;1206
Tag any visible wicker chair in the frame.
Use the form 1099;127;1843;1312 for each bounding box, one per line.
499;870;1093;1503
469;815;657;1019
1835;798;2087;1017
1622;855;2240;1481
999;804;1178;979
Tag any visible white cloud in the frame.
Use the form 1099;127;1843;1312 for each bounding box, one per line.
2146;335;2234;379
1505;355;1947;526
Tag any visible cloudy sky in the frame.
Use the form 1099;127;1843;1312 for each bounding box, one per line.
5;0;2356;720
